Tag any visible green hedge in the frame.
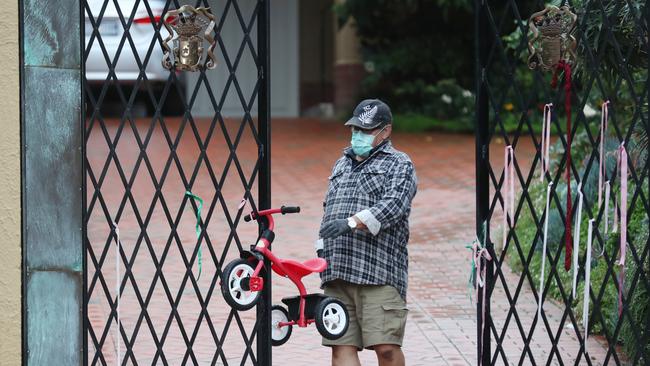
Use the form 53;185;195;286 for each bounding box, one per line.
392;114;471;133
392;109;561;134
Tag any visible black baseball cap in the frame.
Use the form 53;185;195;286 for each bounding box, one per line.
344;99;393;130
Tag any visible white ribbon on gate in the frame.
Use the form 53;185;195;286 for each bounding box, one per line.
503;146;515;249
238;197;248;210
540;103;552;182
583;219;595;348
538;182;553;320
616;144;628;264
572;182;583;298
598;101;610;209
616;143;628;317
111;221;121;365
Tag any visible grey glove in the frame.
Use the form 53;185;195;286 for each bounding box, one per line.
320;219;352;239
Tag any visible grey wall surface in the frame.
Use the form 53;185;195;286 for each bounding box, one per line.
187;0;298;118
22;0;83;364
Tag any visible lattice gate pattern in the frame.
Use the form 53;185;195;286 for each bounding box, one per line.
475;0;650;365
476;0;649;365
83;0;271;364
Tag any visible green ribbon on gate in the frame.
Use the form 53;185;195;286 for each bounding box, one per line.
185;191;204;281
466;221;488;303
466;243;476;301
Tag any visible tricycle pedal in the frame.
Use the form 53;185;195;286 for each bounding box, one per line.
249;276;264;291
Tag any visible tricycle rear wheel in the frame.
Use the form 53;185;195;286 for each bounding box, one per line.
315;297;349;340
271;305;292;346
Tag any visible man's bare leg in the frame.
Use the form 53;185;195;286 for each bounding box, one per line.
373;344;405;366
331;345;361;366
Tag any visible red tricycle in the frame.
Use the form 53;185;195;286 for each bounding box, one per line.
220;205;349;346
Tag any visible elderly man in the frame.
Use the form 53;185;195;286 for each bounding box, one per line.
318;99;417;366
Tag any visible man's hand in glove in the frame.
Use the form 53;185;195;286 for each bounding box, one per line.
320;219;352;239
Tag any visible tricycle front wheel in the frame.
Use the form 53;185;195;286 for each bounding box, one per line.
220;259;261;311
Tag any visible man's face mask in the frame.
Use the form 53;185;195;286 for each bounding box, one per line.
351;126;386;157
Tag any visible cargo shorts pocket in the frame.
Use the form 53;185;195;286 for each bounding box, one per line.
382;304;408;338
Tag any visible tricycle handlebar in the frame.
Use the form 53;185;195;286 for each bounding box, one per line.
243;205;301;223
281;205;300;214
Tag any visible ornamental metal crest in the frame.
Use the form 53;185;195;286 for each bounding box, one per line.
162;5;217;72
527;5;577;71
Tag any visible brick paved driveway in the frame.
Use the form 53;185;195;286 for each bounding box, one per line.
87;118;610;365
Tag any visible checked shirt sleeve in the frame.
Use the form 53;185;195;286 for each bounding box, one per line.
357;160;417;235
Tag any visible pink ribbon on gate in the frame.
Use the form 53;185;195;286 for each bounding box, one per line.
538;182;553;320
540;104;553;182
616;143;628;317
613;195;619;233
503;146;515;248
472;239;492;366
598;101;611;209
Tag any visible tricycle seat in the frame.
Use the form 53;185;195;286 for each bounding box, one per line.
276;258;327;278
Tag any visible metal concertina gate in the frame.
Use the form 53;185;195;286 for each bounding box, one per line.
83;0;272;364
475;0;649;365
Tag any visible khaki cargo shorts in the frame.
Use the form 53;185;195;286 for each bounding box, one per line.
322;279;408;351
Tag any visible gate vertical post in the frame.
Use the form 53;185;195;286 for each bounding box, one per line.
21;1;83;364
475;0;491;364
257;0;272;364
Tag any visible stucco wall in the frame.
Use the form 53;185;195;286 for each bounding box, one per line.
0;0;22;364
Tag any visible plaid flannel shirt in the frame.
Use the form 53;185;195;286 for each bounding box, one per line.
319;140;417;300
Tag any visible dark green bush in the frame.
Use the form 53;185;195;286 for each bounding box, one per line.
389;78;475;132
334;0;474;121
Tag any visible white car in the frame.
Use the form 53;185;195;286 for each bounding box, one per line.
85;0;186;115
85;0;168;83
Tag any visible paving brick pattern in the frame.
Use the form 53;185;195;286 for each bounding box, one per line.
87;118;611;365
